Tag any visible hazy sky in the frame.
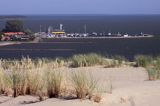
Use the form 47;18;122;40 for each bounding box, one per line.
0;0;160;15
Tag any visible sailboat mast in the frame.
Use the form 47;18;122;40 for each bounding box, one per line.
84;24;87;34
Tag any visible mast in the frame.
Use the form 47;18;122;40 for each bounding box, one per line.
84;24;87;34
60;24;63;31
40;25;42;33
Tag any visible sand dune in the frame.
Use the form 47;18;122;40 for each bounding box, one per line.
0;66;160;106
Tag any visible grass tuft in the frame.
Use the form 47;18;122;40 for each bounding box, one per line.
146;67;158;81
70;53;106;67
70;70;97;99
134;55;153;67
46;68;63;98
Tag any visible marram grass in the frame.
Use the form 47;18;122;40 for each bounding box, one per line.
69;53;106;67
134;55;153;67
46;68;63;98
70;70;98;99
0;54;159;102
0;57;101;101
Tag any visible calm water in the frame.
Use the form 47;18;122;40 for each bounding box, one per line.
0;15;160;60
0;15;160;35
0;37;160;60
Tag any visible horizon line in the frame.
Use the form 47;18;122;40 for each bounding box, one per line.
0;13;160;16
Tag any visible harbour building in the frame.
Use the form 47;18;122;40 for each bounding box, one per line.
48;24;66;38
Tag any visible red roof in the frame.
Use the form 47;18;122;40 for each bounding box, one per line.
4;32;25;36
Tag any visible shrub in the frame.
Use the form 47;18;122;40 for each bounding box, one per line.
70;70;97;99
134;55;153;67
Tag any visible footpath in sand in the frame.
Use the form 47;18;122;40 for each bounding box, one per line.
0;66;160;106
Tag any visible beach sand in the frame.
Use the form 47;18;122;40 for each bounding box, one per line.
0;66;160;106
0;42;21;46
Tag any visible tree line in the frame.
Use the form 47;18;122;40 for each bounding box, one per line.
1;20;33;35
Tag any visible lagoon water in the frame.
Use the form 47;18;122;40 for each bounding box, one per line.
0;15;160;60
0;37;160;60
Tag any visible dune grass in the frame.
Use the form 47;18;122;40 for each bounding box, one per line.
0;57;101;102
70;70;98;99
69;53;106;67
146;67;158;80
104;55;127;68
0;68;6;94
139;56;160;80
0;53;160;102
46;68;63;98
155;57;160;79
134;55;153;67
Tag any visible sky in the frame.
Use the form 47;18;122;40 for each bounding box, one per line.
0;0;160;15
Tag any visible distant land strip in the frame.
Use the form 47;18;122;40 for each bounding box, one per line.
36;42;94;44
0;49;75;51
0;15;27;19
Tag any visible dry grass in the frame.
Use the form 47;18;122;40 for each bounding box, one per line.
0;58;66;98
70;70;98;99
46;68;63;98
0;54;134;102
0;68;10;94
70;53;106;67
0;54;160;100
91;94;102;103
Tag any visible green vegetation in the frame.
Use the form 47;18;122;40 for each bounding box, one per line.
105;55;127;68
0;32;4;41
134;55;153;67
146;67;158;81
151;57;160;79
134;55;160;80
155;57;160;68
24;29;34;35
69;53;106;67
2;20;24;32
68;54;127;68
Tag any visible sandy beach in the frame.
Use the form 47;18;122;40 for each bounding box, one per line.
0;66;160;106
0;42;21;47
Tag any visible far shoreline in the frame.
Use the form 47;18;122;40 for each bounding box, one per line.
0;41;21;46
42;35;155;39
